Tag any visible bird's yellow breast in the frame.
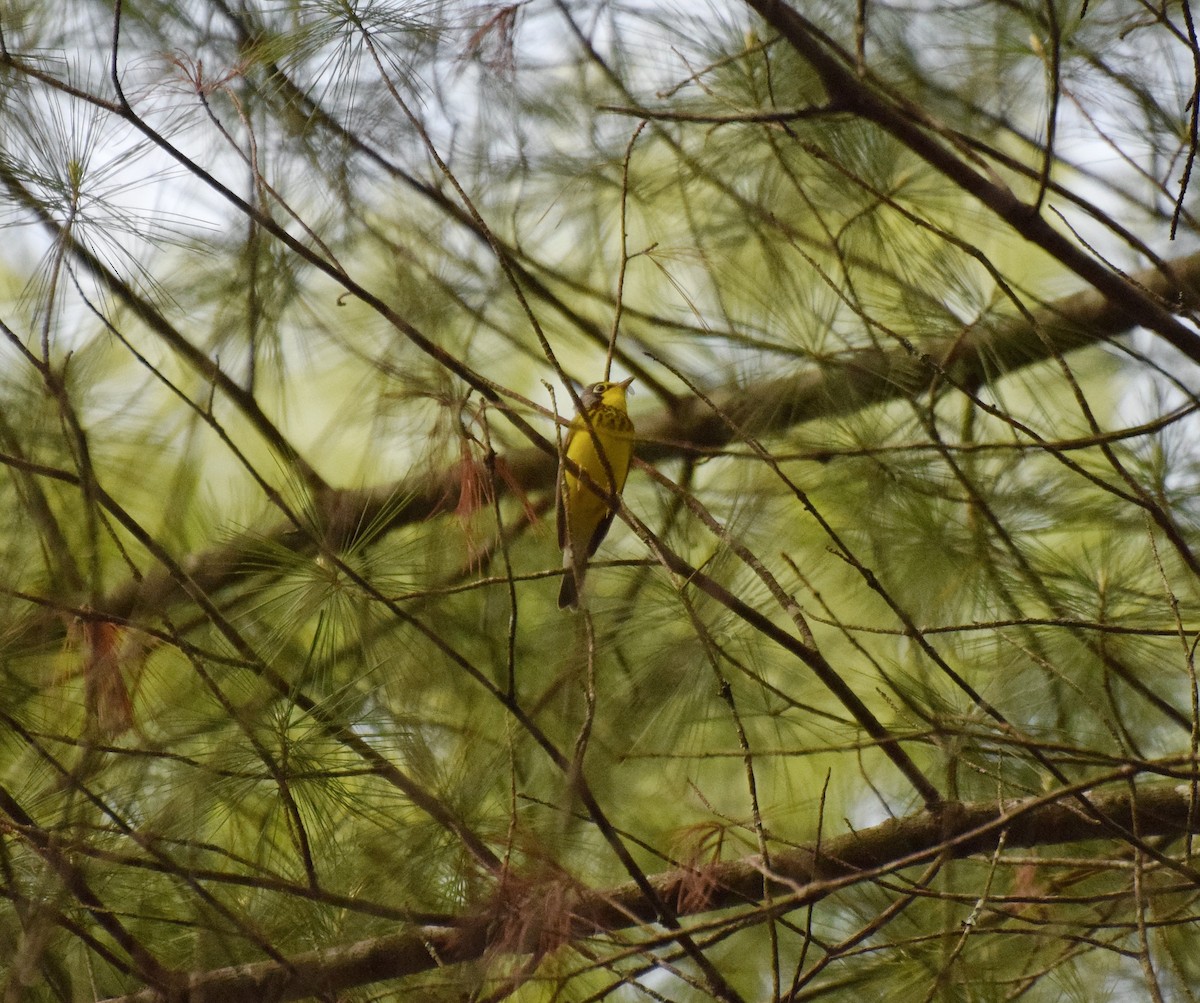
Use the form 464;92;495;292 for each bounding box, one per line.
556;378;636;607
558;382;635;554
563;405;634;508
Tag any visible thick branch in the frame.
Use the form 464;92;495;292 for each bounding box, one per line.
40;247;1200;634
102;778;1200;1003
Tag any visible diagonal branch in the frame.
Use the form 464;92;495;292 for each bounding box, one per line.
740;0;1200;365
101;777;1200;1003
9;249;1200;651
70;247;1200;619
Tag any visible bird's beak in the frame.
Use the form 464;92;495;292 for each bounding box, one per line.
618;376;635;390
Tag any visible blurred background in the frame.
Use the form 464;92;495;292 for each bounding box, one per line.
1;1;1199;999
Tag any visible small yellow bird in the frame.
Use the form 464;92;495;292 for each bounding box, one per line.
556;377;635;609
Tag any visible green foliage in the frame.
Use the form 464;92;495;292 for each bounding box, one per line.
0;0;1199;1000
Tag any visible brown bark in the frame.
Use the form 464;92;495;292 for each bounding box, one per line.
103;778;1200;1002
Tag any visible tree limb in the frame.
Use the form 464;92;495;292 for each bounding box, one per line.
14;247;1196;643
100;777;1200;1003
740;0;1200;364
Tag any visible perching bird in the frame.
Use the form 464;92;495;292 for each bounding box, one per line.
556;377;635;609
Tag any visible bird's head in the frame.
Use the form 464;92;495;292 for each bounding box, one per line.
580;376;635;411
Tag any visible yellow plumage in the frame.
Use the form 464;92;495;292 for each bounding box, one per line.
556;377;635;609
